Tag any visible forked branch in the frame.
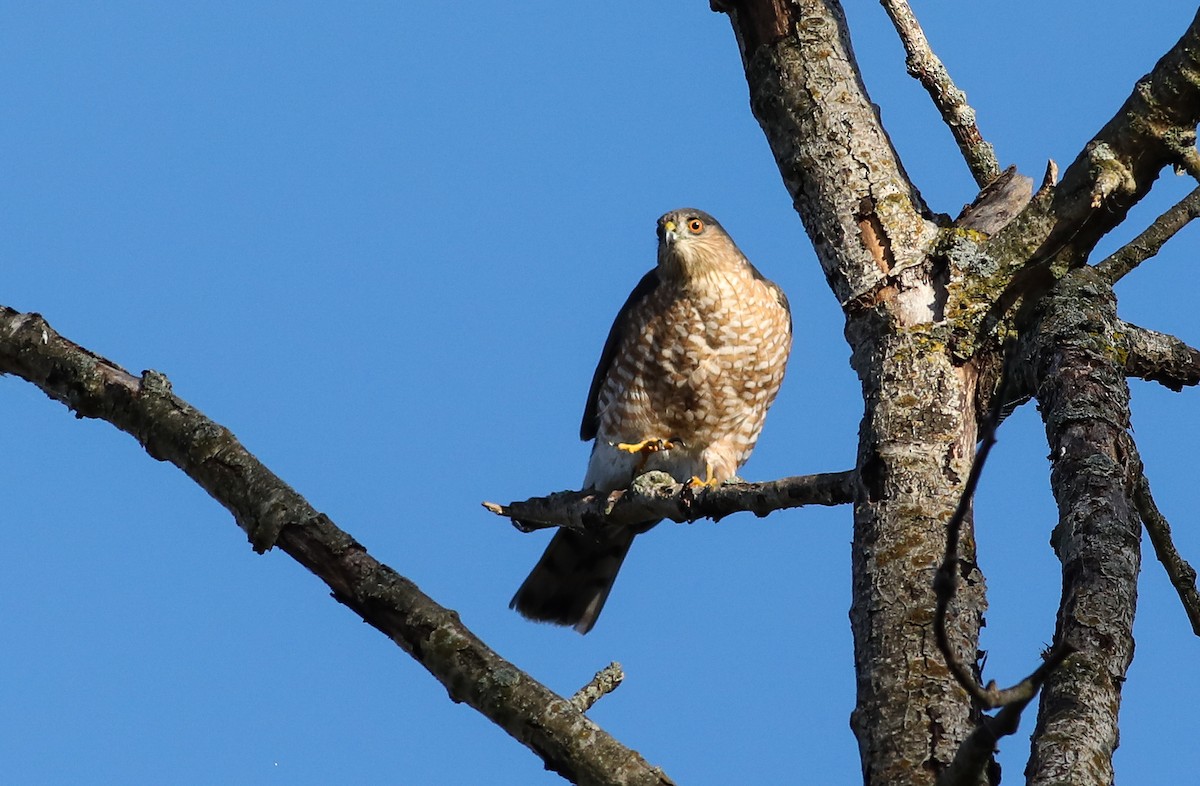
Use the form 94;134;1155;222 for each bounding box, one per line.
933;347;1073;786
933;348;1073;714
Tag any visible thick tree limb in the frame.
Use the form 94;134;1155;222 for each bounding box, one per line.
0;306;672;786
1134;470;1200;636
484;470;855;533
1120;320;1200;390
879;0;1001;188
1023;268;1142;786
1039;10;1200;260
1096;185;1200;283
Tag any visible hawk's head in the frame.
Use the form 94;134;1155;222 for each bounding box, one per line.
656;208;747;278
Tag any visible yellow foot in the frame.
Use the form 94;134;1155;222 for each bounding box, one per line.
615;438;676;454
689;463;719;489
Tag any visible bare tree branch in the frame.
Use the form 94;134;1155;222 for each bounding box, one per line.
1096;185;1200;283
1120;320;1200;390
0;306;673;786
1134;470;1200;636
1044;9;1200;260
879;0;1001;188
484;470;855;533
935;700;1030;786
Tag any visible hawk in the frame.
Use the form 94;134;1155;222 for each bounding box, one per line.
511;208;792;633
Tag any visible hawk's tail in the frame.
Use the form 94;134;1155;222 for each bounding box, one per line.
509;526;642;634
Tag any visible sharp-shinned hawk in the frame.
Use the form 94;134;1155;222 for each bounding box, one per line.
511;208;792;633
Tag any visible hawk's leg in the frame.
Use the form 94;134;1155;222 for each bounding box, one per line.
689;463;719;489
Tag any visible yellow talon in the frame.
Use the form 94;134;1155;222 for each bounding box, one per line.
689;463;719;488
615;438;675;454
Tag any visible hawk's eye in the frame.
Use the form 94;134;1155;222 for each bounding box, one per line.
687;218;705;234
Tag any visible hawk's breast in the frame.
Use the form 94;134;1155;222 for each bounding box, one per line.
595;264;791;471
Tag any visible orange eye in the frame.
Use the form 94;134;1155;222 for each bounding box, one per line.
687;218;705;234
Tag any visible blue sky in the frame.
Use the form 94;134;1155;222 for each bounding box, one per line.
2;2;1197;784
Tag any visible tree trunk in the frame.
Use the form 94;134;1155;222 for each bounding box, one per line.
719;2;987;781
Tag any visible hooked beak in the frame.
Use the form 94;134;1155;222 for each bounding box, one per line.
659;219;678;247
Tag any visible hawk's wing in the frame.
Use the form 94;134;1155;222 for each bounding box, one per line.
747;260;793;335
580;268;661;441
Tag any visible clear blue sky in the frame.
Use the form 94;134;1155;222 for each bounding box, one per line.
2;3;1197;784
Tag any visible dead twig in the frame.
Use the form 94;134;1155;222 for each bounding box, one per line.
933;345;1074;709
570;662;625;713
1135;471;1200;636
880;0;1001;187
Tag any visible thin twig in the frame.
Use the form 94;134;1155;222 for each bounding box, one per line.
570;662;625;713
880;0;1001;187
933;345;1075;710
935;688;1035;786
1096;185;1200;283
1135;472;1200;636
484;470;855;534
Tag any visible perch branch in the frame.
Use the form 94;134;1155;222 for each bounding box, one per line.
484;470;856;534
0;307;672;786
1096;185;1200;283
1120;321;1200;390
880;0;1001;187
570;663;625;713
1134;470;1200;636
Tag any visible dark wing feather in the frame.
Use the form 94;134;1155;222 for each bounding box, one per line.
580;268;661;441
